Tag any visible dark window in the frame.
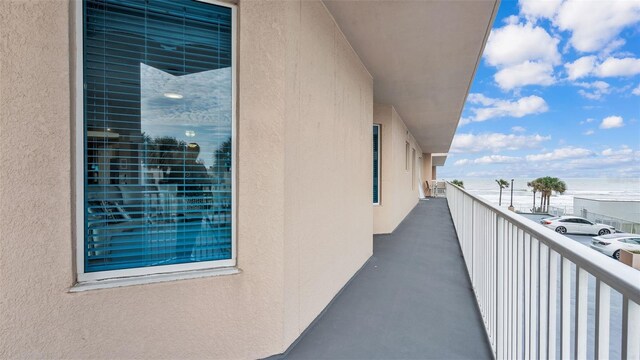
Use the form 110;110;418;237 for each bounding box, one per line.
373;125;380;204
82;0;234;273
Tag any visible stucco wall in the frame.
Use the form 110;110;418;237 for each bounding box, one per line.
281;0;374;345
373;104;423;234
0;0;372;358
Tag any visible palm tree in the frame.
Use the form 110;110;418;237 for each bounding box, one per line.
451;179;464;188
527;180;540;212
537;176;553;212
495;179;509;206
546;177;567;212
534;176;567;212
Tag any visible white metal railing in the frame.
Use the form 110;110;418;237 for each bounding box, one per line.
446;183;640;360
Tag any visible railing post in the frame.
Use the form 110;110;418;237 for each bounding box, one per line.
496;215;503;359
622;298;640;359
575;267;588;359
547;250;558;360
560;257;571;359
594;280;610;359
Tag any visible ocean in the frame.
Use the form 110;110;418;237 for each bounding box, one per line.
453;178;640;212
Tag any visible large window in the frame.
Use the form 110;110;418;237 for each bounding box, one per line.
77;0;235;280
373;125;380;204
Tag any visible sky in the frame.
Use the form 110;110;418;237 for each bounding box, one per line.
440;0;640;180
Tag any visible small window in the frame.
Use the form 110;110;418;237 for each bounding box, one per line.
405;142;410;171
373;125;380;204
77;0;236;281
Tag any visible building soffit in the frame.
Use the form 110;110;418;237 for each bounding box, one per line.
323;0;500;153
432;153;448;167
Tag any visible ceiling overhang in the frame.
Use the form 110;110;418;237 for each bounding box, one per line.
323;0;499;153
432;153;448;167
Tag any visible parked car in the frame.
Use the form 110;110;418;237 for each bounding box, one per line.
590;233;640;260
540;216;616;235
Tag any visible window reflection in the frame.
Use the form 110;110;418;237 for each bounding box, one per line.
84;0;233;272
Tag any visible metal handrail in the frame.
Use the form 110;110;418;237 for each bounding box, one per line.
446;182;640;359
447;182;640;303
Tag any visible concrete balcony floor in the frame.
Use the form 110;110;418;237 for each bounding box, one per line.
280;198;493;359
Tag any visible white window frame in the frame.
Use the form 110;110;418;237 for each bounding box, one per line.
74;0;237;283
373;124;381;206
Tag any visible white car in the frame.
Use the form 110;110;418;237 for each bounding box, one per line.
540;216;616;235
591;233;640;260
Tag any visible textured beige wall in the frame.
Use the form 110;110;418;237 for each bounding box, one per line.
373;105;423;234
0;0;372;358
422;153;433;193
281;0;373;345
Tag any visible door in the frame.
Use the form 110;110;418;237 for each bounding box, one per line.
577;219;595;234
560;219;578;233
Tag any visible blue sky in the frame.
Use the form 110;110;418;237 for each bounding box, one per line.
440;0;640;179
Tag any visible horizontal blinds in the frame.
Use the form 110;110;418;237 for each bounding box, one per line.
83;0;233;272
373;125;379;204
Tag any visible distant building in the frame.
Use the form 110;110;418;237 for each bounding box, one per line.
574;196;640;223
574;196;640;234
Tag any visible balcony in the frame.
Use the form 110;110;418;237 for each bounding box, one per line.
279;197;491;359
277;186;640;359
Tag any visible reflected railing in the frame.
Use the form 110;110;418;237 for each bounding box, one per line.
446;182;640;360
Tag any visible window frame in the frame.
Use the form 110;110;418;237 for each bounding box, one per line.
373;124;381;205
405;141;410;171
74;0;238;283
411;148;416;189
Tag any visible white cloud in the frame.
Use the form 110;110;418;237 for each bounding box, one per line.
511;126;526;133
600;115;625;129
484;23;561;67
519;0;562;21
458;117;472;127
564;56;640;79
469;95;549;122
568;147;639;171
600;38;627;57
494;61;556;90
565;56;597;80
583;130;594;136
525;146;593;161
555;0;640;53
474;155;522;164
575;81;611;100
633;83;640;96
504;15;520;25
451;132;551;153
454;155;521;166
467;93;497;106
602;146;633;156
595;57;640;77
